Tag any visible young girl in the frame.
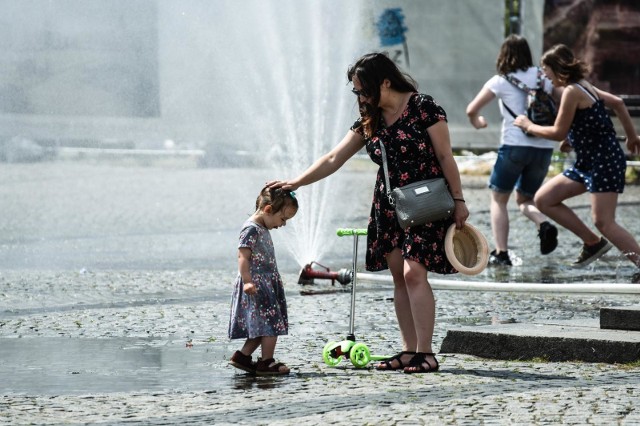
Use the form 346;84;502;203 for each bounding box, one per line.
514;44;640;277
228;187;298;375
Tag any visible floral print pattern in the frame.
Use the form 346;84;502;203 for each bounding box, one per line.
564;83;626;193
351;93;457;274
228;220;288;339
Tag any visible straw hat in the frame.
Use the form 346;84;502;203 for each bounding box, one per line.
445;222;489;275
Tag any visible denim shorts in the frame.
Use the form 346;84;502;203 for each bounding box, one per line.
488;145;553;198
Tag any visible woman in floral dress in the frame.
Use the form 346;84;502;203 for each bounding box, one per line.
268;52;469;373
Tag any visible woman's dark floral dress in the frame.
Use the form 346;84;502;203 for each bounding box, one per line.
351;93;457;274
228;220;288;339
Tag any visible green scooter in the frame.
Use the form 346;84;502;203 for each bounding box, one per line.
322;228;389;368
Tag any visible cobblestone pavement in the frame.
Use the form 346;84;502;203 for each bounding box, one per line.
1;162;640;424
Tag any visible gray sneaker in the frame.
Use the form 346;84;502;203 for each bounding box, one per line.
571;237;613;268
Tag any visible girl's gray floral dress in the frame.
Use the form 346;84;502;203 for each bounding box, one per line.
228;220;288;339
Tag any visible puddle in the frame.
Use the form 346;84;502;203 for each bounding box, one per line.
0;338;248;395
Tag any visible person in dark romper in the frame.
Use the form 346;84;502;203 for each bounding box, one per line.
514;44;640;278
268;52;469;373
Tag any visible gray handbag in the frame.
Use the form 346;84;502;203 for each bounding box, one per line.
379;142;455;229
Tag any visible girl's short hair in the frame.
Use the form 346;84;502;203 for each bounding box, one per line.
496;34;533;75
541;44;589;84
256;186;298;213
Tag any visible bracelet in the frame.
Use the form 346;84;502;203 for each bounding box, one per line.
453;198;466;203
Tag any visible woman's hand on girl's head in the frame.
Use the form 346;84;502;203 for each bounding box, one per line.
265;180;284;189
265;180;298;191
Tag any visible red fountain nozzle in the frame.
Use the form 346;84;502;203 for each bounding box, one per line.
297;261;352;286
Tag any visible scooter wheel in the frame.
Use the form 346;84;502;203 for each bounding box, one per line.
349;342;371;368
322;341;342;366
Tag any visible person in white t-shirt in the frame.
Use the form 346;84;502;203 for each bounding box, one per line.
466;35;562;266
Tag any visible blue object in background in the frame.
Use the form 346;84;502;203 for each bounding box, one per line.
376;8;407;47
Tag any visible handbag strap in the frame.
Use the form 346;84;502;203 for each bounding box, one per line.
378;142;396;206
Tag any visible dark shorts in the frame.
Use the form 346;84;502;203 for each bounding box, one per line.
489;145;553;198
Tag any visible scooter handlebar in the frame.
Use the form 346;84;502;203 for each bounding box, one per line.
336;228;368;237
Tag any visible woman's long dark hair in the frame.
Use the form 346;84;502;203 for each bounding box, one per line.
496;34;533;75
541;44;589;85
347;52;417;137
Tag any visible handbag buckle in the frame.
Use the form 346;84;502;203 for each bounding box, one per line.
387;193;395;206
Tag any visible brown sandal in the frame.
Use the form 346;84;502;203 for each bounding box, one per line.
229;350;256;374
256;358;290;376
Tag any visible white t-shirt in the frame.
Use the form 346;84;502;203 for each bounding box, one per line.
483;67;556;149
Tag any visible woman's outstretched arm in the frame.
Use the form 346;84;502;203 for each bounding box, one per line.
266;130;365;191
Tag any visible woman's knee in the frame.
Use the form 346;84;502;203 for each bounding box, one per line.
514;191;532;205
593;216;613;234
403;262;427;287
386;249;406;285
533;192;549;212
491;191;510;207
516;196;535;213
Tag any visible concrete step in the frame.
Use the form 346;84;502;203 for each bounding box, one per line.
601;306;640;331
440;321;640;364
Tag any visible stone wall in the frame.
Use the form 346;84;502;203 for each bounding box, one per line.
544;0;640;94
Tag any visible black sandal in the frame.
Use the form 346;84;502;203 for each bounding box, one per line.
229;350;256;374
375;351;416;371
403;352;440;374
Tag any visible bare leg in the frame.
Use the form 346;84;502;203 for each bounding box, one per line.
402;258;439;373
375;248;417;369
535;174;600;245
386;249;416;350
259;336;277;360
515;191;548;227
240;337;261;356
256;335;289;374
591;192;640;267
402;259;434;353
490;190;510;252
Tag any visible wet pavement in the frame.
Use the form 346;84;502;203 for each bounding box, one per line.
2;161;640;424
